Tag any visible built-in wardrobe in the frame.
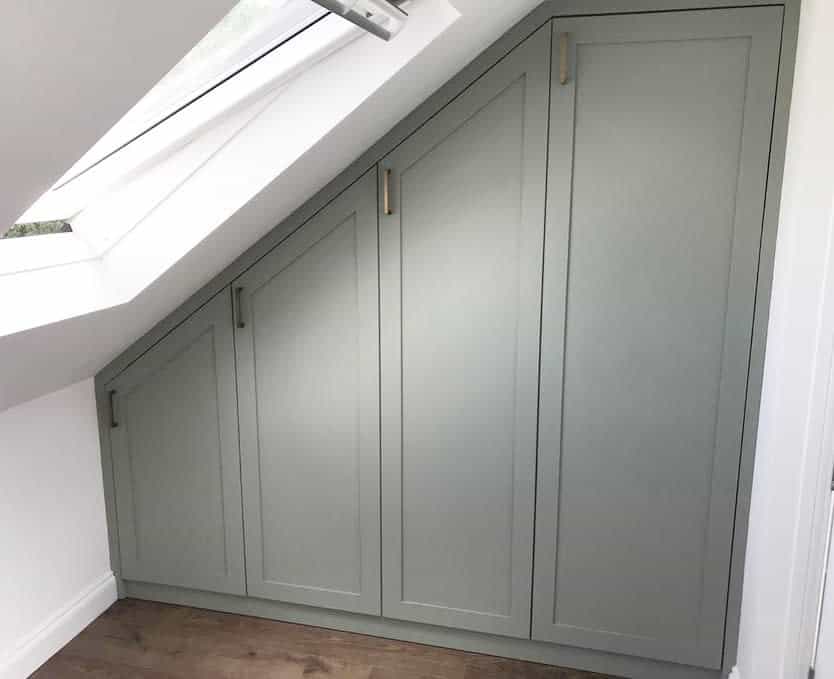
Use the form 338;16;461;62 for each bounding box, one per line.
97;4;793;678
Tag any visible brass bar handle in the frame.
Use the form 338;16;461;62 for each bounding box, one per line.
559;32;569;85
383;168;393;215
234;286;246;329
109;390;118;428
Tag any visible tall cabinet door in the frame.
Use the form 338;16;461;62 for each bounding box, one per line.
534;8;782;668
108;290;246;595
235;170;381;615
379;25;550;638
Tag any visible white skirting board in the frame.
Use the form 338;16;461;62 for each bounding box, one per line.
727;667;741;679
0;572;117;679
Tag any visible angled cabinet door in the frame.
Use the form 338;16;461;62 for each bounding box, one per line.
534;8;782;668
107;290;245;595
379;25;550;638
235;170;381;615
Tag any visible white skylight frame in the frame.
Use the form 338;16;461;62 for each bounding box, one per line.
17;3;366;233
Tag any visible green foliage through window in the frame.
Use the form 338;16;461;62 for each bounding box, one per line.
1;221;72;239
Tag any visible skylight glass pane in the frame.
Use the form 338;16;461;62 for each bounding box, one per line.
64;0;326;182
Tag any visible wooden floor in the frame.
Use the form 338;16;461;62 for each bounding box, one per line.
34;599;621;679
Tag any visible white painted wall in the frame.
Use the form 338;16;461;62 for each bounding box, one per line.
0;379;115;679
733;0;834;676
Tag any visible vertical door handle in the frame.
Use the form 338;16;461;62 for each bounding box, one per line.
234;286;246;329
559;32;569;85
108;390;118;428
383;168;393;215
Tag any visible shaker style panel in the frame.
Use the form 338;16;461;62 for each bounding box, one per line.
379;24;551;638
234;170;381;615
534;7;782;668
108;289;246;595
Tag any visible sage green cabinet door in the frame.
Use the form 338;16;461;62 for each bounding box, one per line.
108;289;245;595
534;8;782;668
234;170;381;615
379;25;550;638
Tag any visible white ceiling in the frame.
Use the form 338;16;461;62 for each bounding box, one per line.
0;0;542;411
0;0;235;233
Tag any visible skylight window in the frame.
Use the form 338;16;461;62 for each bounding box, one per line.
60;0;328;186
10;0;408;237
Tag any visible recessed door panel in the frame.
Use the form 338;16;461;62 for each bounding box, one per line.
235;170;380;615
379;25;550;638
108;290;245;595
534;7;782;668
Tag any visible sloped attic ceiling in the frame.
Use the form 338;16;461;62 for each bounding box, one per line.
0;0;542;411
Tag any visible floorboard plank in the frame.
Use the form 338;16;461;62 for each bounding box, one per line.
32;599;619;679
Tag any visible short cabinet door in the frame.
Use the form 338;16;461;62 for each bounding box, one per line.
234;170;381;615
107;290;245;595
378;25;550;638
534;7;782;668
